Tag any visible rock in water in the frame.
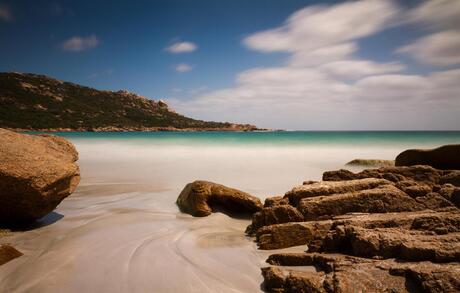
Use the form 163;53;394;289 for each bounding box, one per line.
395;144;460;170
346;159;395;167
0;128;80;223
176;180;262;217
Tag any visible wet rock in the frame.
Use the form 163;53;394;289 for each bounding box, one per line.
395;144;460;170
247;205;303;235
285;178;391;206
0;128;80;223
298;184;425;221
176;180;262;217
0;244;23;266
346;158;394;167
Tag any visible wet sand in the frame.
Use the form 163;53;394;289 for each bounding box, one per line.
0;182;310;292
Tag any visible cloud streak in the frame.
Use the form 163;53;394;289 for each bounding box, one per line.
62;35;100;52
170;0;460;130
175;63;192;73
166;41;197;53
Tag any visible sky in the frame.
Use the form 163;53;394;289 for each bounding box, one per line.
0;0;459;130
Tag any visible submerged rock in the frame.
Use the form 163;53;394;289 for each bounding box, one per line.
176;180;262;217
346;158;395;167
0;129;80;223
395;144;460;170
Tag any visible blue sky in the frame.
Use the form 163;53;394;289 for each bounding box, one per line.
1;0;459;130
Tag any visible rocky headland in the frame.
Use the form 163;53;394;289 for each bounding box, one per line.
0;72;260;132
178;144;460;292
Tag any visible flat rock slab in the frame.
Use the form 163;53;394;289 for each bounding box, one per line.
263;252;460;293
255;209;460;250
298;184;425;221
0;129;80;223
176;180;262;217
285;178;391;206
323;165;446;186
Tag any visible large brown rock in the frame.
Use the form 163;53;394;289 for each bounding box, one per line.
285;178;391;206
0;129;80;223
395;144;460;170
176;180;262;217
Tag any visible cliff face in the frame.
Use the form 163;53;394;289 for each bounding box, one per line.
0;72;258;131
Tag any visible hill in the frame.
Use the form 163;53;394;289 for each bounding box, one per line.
0;72;258;131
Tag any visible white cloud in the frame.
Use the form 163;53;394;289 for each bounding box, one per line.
243;0;399;66
175;63;192;73
319;60;405;79
169;0;460;130
397;30;460;66
166;41;197;53
0;5;12;22
398;0;460;66
62;35;100;52
407;0;460;29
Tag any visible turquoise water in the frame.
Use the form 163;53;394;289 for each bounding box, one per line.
44;130;460;197
32;131;460;146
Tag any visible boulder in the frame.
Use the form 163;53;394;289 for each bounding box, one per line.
395;144;460;170
176;180;262;217
0;129;80;223
285;178;391;206
0;244;23;266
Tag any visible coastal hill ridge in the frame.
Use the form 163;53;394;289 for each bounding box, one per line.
0;72;258;131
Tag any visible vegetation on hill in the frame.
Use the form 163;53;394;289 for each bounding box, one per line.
0;72;258;131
